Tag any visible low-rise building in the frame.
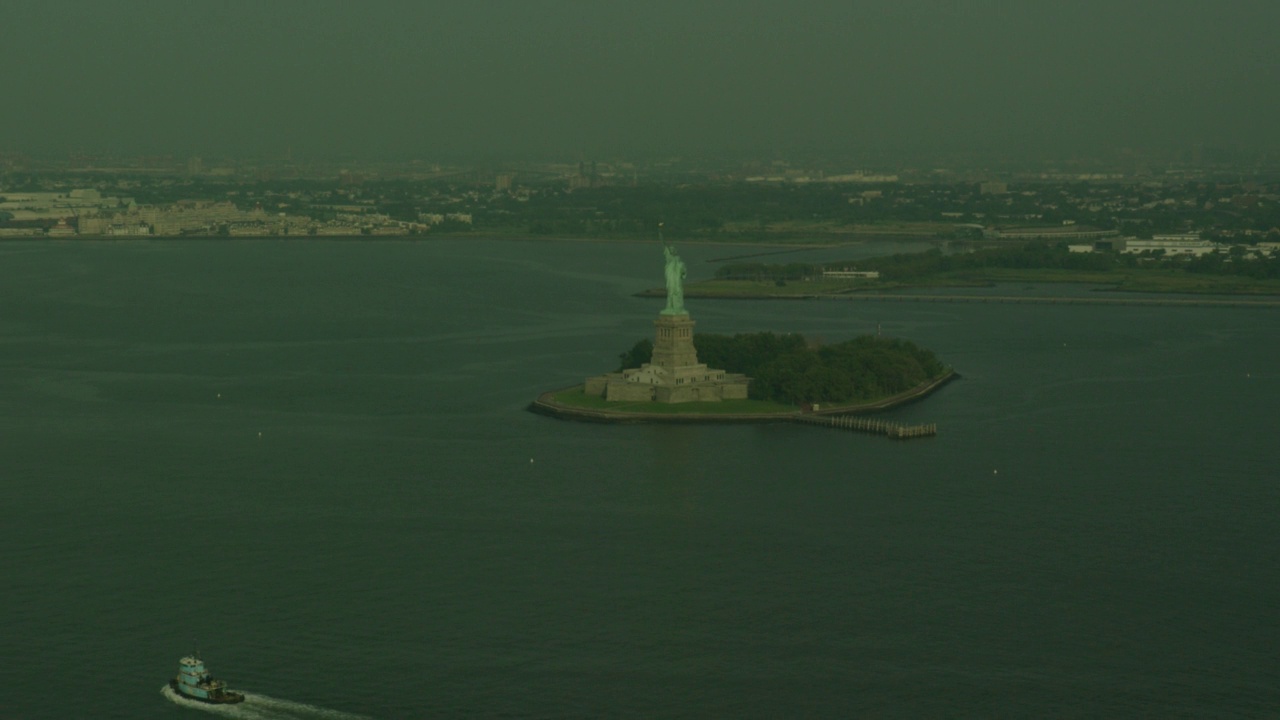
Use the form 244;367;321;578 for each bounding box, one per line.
1122;235;1219;256
822;269;880;279
991;227;1120;241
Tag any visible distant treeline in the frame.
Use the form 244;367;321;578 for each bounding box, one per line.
717;242;1280;281
715;262;825;281
619;332;946;405
856;243;1117;279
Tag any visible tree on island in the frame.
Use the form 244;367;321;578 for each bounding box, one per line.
617;338;653;371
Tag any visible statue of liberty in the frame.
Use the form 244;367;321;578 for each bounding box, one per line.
661;226;686;315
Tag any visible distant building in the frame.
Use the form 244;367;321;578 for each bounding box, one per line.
991;227;1119;241
315;226;356;236
47;219;76;237
820;173;900;183
1123;235;1218;256
568;161;603;190
142;201;264;235
822;269;880;279
980;181;1008;195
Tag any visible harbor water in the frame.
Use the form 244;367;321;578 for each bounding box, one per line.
1;238;1277;718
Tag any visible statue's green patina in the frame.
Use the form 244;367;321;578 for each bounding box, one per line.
661;242;687;315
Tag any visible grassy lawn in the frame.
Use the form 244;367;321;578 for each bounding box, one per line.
551;388;798;414
946;267;1121;284
1112;271;1280;295
717;220;950;236
686;278;882;297
686;275;999;297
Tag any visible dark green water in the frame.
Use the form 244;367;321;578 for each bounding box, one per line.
2;239;1277;719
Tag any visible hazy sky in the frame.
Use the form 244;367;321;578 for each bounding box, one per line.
3;0;1277;160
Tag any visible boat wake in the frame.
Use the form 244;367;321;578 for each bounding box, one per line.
161;685;370;720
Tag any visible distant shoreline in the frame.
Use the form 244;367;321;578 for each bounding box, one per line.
10;235;1279;301
633;287;1280;308
0;232;923;248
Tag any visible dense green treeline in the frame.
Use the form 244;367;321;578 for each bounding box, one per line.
715;262;825;281
616;339;654;372
857;243;1116;279
618;332;946;405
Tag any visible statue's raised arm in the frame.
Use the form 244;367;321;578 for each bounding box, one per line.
662;242;687;315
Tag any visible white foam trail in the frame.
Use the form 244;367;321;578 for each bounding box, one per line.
240;693;371;720
161;685;371;720
161;686;259;718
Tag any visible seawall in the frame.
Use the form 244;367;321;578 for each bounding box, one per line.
528;369;956;425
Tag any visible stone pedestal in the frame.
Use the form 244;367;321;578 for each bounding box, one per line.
584;311;750;404
650;313;698;370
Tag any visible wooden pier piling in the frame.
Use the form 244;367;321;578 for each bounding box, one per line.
793;414;937;439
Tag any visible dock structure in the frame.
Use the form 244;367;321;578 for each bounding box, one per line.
794;413;937;439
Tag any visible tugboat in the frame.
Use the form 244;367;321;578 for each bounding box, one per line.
169;653;245;704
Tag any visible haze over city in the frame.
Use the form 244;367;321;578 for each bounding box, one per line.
4;0;1278;162
7;3;1280;719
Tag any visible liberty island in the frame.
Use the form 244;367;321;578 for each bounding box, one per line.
530;240;952;426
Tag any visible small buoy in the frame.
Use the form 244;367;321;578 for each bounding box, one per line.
258;432;263;439
216;393;221;399
993;469;998;475
530;458;535;464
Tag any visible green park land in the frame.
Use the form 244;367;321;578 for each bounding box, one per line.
681;269;1280;299
681;243;1280;299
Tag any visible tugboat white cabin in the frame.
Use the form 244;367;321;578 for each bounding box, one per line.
170;654;244;704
